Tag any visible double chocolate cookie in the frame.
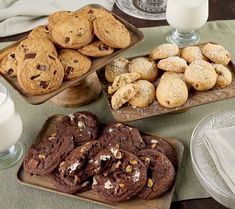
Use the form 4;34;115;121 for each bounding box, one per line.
24;133;74;175
99;123;145;155
137;149;175;200
92;149;147;203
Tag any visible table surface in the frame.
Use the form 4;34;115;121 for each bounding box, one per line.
0;1;234;209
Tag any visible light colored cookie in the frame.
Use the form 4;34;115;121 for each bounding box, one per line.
17;52;64;95
202;43;231;65
28;25;53;42
156;77;188;108
111;83;139;110
213;64;232;88
93;16;131;49
128;80;155;108
52;15;93;49
149;43;179;60
77;6;114;22
58;49;91;81
157;56;187;73
108;72;140;94
0;48;18;77
78;40;114;57
15;38;57;63
105;57;129;82
184;60;217;91
181;46;207;63
128;57;158;81
48;11;73;30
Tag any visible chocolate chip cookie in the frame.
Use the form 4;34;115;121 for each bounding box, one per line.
28;25;53;42
17;52;64;95
58;49;91;80
48;11;73;30
93;149;147;203
137;149;175;200
23;133;74;175
99;123;145;155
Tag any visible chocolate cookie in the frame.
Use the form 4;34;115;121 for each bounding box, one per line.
58;141;103;185
23;133;74;175
60;111;100;146
93;149;147;203
52;171;92;194
142;135;177;169
137;149;175;200
99;123;145;155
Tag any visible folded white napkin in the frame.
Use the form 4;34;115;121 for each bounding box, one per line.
203;126;235;194
0;0;115;37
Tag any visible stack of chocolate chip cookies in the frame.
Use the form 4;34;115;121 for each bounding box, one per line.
0;6;131;95
23;111;177;203
105;43;232;110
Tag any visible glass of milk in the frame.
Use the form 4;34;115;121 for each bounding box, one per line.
0;82;24;169
166;0;208;45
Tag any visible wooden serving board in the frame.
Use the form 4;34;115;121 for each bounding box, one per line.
97;43;235;122
17;115;184;209
0;4;144;105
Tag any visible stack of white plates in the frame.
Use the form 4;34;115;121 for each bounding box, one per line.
190;109;235;208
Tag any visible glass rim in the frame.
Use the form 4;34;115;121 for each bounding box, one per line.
0;82;8;105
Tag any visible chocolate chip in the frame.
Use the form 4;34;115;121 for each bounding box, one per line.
40;81;49;89
53;70;57;75
66;66;74;75
36;64;46;71
99;44;109;51
77;33;82;37
73;60;79;63
30;74;40;80
24;53;37;60
48;55;55;60
65;37;70;43
6;68;13;75
45;25;49;30
10;54;15;59
88;9;94;14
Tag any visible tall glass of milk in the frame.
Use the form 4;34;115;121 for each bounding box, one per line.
0;82;24;169
166;0;208;45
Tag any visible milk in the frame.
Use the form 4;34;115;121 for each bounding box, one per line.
0;92;22;153
166;0;208;33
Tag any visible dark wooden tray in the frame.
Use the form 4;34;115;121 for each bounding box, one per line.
17;115;184;209
0;4;144;105
97;43;235;122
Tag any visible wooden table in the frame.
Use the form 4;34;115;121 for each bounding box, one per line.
0;1;234;208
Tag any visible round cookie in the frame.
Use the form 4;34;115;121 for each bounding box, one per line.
184;60;217;91
60;111;99;146
48;11;72;30
213;64;232;88
0;49;18;77
15;38;57;63
52;171;92;194
156;77;188;108
52;15;93;49
28;25;53;42
128;80;155;108
23;133;74;175
58;141;103;185
105;57;129;82
157;56;187;73
181;46;207;63
149;43;179;60
108;72;140;94
58;49;91;80
111;83;139;110
93;16;131;49
99;123;145;155
137;149;175;200
142;135;177;169
17;52;64;95
78;40;114;57
93;149;147;203
202;43;231;65
128;57;158;81
78;6;114;22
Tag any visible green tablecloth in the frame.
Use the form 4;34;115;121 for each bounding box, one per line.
1;20;235;209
